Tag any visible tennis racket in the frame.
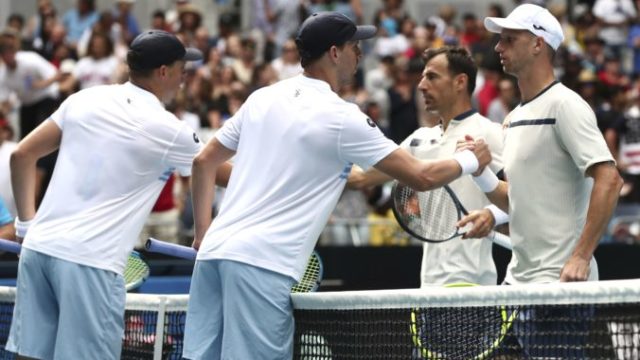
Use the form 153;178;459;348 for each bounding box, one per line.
0;238;150;292
391;181;513;249
410;283;518;360
145;238;324;293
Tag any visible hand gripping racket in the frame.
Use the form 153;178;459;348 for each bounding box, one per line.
391;182;512;249
410;283;518;360
0;238;150;292
145;238;323;293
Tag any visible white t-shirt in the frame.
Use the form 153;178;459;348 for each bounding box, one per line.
73;55;120;89
503;81;614;284
0;51;59;105
0;140;18;217
401;110;504;286
23;82;202;274
197;74;398;280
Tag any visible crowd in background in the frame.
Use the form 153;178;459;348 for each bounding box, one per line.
2;0;640;246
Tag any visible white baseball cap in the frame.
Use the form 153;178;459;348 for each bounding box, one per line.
484;3;564;51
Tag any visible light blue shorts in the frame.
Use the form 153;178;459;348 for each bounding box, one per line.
6;249;126;360
182;259;296;360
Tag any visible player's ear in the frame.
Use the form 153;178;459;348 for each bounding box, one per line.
533;36;544;54
455;73;468;93
328;45;339;63
158;64;168;78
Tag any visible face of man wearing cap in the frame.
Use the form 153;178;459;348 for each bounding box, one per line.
336;41;362;87
159;60;186;103
418;54;460;115
495;29;540;76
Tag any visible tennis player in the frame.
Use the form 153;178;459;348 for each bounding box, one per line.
6;30;204;359
349;46;506;286
457;4;623;358
182;12;492;360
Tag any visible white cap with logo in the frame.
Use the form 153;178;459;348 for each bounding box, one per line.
484;3;564;51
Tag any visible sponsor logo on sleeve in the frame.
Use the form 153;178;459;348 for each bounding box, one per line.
366;118;376;128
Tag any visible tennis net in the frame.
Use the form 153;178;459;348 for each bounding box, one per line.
0;280;638;359
0;287;190;360
293;279;640;359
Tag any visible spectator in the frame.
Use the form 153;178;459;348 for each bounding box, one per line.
487;76;519;124
176;3;202;46
593;0;637;59
114;0;141;45
460;13;482;49
28;0;57;51
386;59;419;144
150;9;171;32
0;29;63;139
77;10;125;60
72;32;122;89
62;0;99;49
582;35;607;73
271;38;303;80
606;90;640;204
231;37;257;85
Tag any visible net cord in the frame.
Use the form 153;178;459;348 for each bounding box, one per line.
291;279;640;310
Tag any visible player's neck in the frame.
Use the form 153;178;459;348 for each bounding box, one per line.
303;63;339;92
517;66;556;103
130;78;163;102
441;102;473;131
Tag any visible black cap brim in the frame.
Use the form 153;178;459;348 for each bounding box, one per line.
183;48;203;62
350;25;377;41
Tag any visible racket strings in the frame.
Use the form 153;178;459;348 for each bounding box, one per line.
395;185;460;241
291;253;321;293
124;252;150;291
411;306;515;359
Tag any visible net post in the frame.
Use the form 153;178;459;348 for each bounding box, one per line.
153;296;167;360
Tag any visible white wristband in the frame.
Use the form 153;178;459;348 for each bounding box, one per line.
473;168;499;192
485;204;509;226
452;150;479;176
14;218;33;238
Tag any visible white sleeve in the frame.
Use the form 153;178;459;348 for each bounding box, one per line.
214;100;247;151
164;122;203;176
338;106;398;170
554;97;614;174
48;94;74;129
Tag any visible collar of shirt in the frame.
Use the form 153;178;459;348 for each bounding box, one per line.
452;109;478;121
123;81;165;110
299;73;333;93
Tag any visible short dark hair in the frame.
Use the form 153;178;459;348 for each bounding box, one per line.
7;14;25;28
422;46;477;96
298;40;349;68
0;29;19;53
87;31;114;58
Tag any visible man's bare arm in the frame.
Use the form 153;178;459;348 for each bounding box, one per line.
560;161;622;282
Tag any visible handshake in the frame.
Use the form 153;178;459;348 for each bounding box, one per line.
453;135;492;177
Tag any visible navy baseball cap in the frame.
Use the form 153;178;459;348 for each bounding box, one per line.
127;30;203;71
295;12;377;60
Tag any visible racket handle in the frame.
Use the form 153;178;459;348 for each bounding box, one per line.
145;238;197;260
0;238;21;254
488;231;512;250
